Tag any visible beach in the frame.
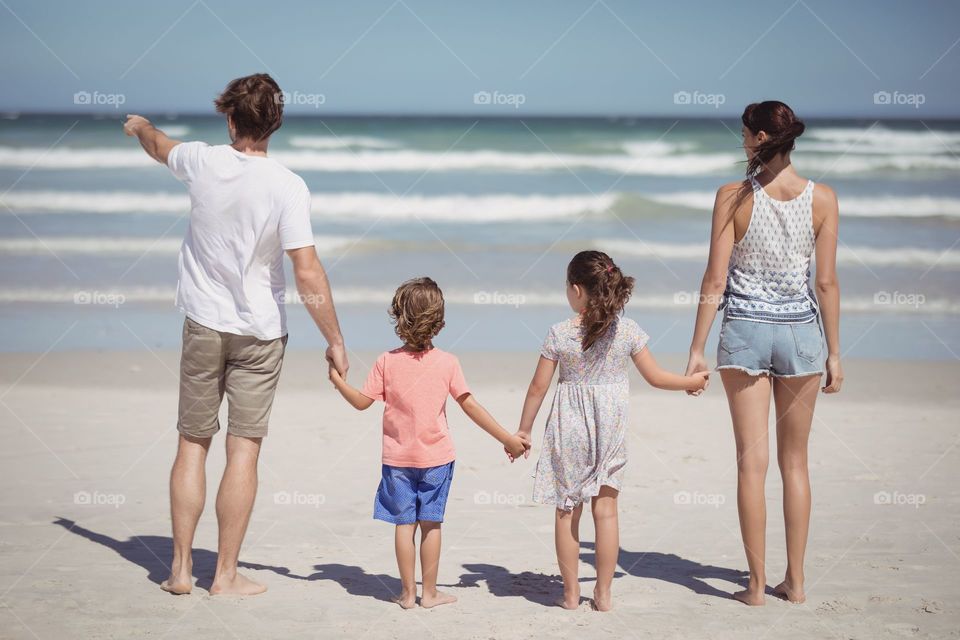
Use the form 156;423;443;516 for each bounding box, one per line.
1;349;957;639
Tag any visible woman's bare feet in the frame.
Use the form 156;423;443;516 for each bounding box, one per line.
555;586;580;609
393;589;417;609
733;587;766;606
592;587;612;612
209;572;267;596
772;580;806;604
420;589;457;608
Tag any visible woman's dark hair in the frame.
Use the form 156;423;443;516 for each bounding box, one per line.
389;277;445;351
214;73;284;142
741;101;805;176
567;251;635;351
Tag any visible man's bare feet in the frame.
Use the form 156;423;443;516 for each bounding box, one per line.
772;581;806;604
555;587;580;610
592;587;612;612
393;590;417;609
420;590;457;608
160;563;193;595
209;572;267;596
733;587;766;606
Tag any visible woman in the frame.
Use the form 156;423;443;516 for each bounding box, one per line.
685;101;843;606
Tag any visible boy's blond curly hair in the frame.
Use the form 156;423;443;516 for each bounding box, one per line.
389;277;445;351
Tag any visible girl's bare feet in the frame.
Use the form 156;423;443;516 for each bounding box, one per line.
772;580;806;604
393;590;417;609
555;586;580;609
592;587;612;612
733;587;766;606
420;589;457;608
209;572;267;596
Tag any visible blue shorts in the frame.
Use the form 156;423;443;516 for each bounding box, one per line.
373;462;455;525
716;316;824;378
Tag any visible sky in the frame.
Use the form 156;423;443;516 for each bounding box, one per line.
1;0;958;117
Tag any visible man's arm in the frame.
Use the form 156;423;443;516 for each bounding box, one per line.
123;114;180;164
287;246;348;375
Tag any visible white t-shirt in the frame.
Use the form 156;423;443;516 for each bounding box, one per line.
167;142;315;340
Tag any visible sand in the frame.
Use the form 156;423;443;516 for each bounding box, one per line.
0;350;957;639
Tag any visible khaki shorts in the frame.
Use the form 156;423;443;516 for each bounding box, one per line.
177;317;287;439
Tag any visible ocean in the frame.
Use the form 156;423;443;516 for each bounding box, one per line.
1;114;958;360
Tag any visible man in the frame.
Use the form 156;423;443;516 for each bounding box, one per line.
124;73;347;596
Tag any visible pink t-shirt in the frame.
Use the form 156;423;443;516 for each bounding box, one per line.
361;347;470;468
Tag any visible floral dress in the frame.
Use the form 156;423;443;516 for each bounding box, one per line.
532;316;649;510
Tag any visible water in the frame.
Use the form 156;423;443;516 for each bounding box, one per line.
1;114;958;359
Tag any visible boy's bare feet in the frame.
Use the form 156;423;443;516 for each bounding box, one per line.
772;580;806;604
209;572;267;596
393;590;417;609
733;587;766;606
555;586;580;609
592;587;612;612
420;589;457;608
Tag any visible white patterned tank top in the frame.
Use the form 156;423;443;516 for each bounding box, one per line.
724;176;818;323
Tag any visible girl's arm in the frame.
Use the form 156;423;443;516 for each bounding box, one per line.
516;356;557;441
686;184;739;393
457;393;530;459
328;366;375;410
813;183;843;394
634;348;709;392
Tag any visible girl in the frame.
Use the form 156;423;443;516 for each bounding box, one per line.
513;251;709;611
685;101;842;606
329;277;530;609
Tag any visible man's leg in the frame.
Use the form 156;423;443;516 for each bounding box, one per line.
162;434;211;594
210;434;265;595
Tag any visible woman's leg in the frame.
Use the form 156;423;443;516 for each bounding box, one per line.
394;523;418;608
721;369;772;605
590;485;619;611
419;521;457;608
555;503;584;608
772;374;819;603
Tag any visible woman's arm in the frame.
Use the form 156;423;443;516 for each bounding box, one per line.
634;348;710;392
685;184;739;392
813;183;843;394
328;367;375;410
457;394;529;459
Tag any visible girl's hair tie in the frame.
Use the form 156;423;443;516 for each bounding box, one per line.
606;264;614;273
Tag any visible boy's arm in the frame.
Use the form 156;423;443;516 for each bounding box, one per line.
328;367;375;410
457;393;528;458
123;115;180;165
633;348;709;392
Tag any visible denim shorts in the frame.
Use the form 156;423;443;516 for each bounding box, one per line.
716;315;824;378
373;462;455;525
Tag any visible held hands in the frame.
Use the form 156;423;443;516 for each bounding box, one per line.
326;343;349;378
686;370;710;394
123;114;151;137
684;352;710;396
504;431;532;463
